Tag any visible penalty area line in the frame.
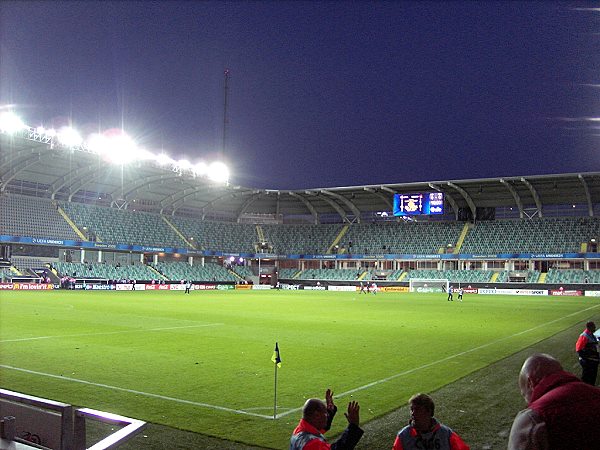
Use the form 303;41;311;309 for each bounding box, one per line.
276;303;600;418
0;364;273;419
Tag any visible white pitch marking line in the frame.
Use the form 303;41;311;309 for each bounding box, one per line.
2;304;597;420
276;303;600;418
0;364;273;419
0;323;224;343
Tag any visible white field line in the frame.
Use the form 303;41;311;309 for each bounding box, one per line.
275;303;600;418
0;364;273;419
0;323;224;343
1;304;597;420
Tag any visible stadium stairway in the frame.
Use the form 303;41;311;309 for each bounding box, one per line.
398;271;408;281
256;225;266;243
228;269;244;282
162;216;195;249
453;223;471;254
147;264;168;281
538;272;547;283
490;272;499;282
10;266;22;276
357;271;368;281
327;224;349;254
57;206;87;240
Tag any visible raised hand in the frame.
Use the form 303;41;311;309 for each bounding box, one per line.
344;401;360;426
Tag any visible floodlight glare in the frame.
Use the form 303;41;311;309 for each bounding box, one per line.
57;126;83;147
208;161;230;183
193;162;208;176
155;153;174;166
177;159;192;170
88;131;145;165
0;111;26;134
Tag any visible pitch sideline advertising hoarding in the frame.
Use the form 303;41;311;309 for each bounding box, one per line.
549;290;582;296
328;285;356;292
381;286;409;292
478;288;548;296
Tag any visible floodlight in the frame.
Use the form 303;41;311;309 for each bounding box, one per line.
177;159;192;170
35;125;56;137
193;162;208;176
0;111;26;134
155;153;174;166
207;161;230;183
57;127;83;147
88;131;145;165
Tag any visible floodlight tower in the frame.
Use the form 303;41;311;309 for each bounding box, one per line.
222;68;230;158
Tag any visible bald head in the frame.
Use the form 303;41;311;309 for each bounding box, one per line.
303;398;326;418
519;353;563;403
302;398;328;430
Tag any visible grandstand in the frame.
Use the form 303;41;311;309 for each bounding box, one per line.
1;122;600;287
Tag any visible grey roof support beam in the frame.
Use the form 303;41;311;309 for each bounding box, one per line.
429;183;459;220
363;187;393;211
0;147;41;173
289;192;319;224
520;177;543;218
236;192;262;222
321;189;362;223
578;174;593;217
122;173;183;200
0;155;42;193
305;191;349;223
500;178;524;219
50;164;97;199
447;182;476;221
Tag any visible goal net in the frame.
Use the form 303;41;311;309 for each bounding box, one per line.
409;278;449;293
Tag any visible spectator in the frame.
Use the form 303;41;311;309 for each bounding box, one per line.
290;389;363;450
392;393;469;450
575;321;599;385
508;353;600;449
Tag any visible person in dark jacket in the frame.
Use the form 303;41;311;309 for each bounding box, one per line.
575;321;599;385
290;389;363;450
508;353;600;449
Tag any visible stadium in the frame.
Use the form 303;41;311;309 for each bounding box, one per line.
1;111;600;449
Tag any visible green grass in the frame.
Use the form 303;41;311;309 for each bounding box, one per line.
1;290;598;448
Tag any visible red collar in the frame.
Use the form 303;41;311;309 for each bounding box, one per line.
409;419;441;436
293;418;326;436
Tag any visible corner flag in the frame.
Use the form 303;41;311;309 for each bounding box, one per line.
271;342;282;368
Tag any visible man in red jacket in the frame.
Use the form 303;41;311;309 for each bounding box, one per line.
508;353;600;449
575;321;599;385
290;389;363;450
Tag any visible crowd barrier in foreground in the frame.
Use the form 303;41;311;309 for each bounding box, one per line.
0;388;145;450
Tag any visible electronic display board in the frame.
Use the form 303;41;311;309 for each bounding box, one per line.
393;192;444;216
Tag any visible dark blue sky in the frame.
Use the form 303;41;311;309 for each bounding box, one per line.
1;1;599;189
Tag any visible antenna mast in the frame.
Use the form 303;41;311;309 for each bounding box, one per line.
222;68;230;158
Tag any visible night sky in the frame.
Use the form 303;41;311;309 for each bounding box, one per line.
1;1;599;190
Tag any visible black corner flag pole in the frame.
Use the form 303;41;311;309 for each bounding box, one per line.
271;342;281;419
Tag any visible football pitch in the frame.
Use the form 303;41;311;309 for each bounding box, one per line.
1;289;598;448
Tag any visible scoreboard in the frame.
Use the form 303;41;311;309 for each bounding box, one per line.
393;192;444;216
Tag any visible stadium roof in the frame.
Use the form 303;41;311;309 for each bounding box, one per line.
2;130;599;223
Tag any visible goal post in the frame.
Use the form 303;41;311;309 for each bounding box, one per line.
409;278;449;293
